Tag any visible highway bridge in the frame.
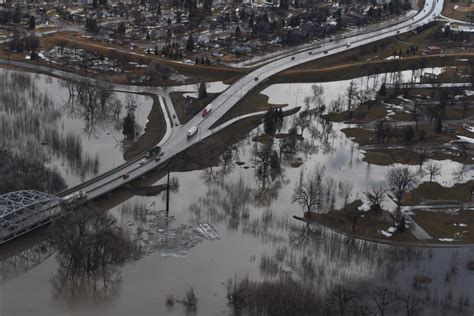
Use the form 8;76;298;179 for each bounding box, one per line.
0;0;444;244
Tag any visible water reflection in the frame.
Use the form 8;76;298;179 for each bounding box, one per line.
0;68;153;187
50;205;141;302
0;70;100;180
1;68;474;315
61;78;123;137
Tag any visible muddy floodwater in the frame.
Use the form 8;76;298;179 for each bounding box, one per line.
0;68;153;188
1;68;474;315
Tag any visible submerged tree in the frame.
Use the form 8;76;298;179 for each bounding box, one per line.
292;166;326;213
424;162;441;182
0;146;66;194
122;111;137;139
50;205;141;300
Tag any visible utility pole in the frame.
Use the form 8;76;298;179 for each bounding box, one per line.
166;162;170;216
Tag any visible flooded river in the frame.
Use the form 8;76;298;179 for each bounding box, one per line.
0;68;473;315
0;68;153;187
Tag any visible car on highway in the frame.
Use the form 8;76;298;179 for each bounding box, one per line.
291;57;295;60
202;104;213;117
139;159;146;165
122;174;130;180
396;30;400;34
255;77;259;81
346;43;351;47
308;51;312;55
63;190;87;204
155;157;161;162
324;51;328;54
187;125;198;137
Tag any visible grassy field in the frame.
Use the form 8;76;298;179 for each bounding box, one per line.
361;148;468;165
274;52;474;85
341;126;456;147
211;91;287;128
123;94;167;161
304;201;417;243
413;210;474;243
442;0;474;22
404;181;473;205
170;92;219;124
323;101;388;123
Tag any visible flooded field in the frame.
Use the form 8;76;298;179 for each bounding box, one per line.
1;68;473;315
0;68;153;188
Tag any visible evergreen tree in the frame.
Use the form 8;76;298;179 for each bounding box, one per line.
28;16;35;30
397;216;406;232
122;111;136;139
117;22;126;35
379;83;387;97
264;108;276;135
198;82;207;99
186;35;194;52
235;25;241;37
435;116;443;133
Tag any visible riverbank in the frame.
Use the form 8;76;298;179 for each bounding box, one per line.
123;94;167;161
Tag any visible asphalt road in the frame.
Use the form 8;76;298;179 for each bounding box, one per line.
62;0;444;202
2;0;445;204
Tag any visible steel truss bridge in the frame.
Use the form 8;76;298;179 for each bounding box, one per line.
0;0;443;245
0;190;63;244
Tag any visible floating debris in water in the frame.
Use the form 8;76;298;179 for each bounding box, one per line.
135;207;219;257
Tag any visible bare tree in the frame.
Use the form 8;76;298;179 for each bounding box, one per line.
294;113;310;135
364;187;386;212
338;181;353;208
330;95;344;112
255;143;277;186
292;166;326;213
50;204;140;300
386;167;418;221
279;126;299;155
177;287;198;312
370;287;399;316
399;292;423;316
346;80;359;110
457;141;469;162
326;284;358;316
311;84;325;113
424;162;441;182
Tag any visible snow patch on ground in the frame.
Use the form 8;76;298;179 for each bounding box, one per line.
378;230;393;238
455;135;474;143
438;238;454;242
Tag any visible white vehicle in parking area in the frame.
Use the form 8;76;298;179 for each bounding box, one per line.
187;126;198;137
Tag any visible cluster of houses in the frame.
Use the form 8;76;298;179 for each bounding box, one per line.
0;0;414;64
